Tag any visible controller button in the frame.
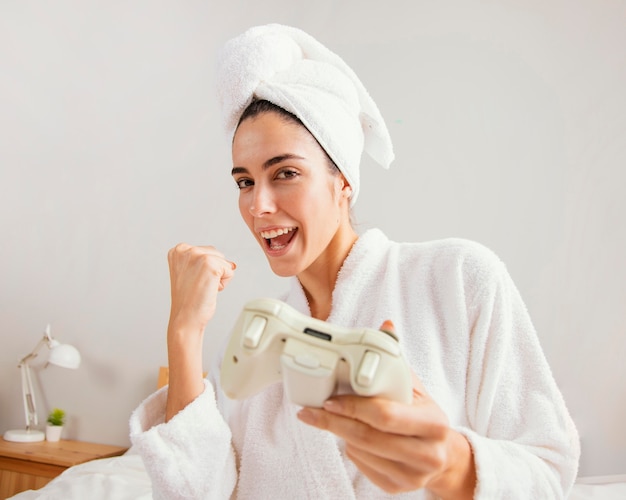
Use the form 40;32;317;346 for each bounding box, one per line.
243;316;267;349
294;353;321;369
357;351;380;387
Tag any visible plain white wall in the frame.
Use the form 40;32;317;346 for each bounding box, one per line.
1;0;624;478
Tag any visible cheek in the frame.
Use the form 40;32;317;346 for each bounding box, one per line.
238;195;244;214
303;189;342;230
238;195;251;226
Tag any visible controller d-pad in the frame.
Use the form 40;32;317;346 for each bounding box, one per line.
357;351;380;387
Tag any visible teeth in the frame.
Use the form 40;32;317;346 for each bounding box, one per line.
260;227;295;239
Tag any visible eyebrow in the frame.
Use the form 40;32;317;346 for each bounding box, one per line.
231;154;305;176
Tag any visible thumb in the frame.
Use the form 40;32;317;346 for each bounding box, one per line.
379;319;395;336
378;320;426;395
217;260;237;291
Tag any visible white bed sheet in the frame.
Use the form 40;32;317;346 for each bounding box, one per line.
9;451;626;499
568;476;626;500
9;450;152;500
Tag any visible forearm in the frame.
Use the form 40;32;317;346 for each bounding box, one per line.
164;243;236;421
165;325;205;421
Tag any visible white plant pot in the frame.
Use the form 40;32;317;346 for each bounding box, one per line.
45;424;63;442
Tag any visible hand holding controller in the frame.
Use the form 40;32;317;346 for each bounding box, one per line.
220;298;413;407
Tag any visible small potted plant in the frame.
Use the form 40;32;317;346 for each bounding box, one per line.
45;408;66;442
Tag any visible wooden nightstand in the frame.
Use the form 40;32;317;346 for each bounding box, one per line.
0;437;128;498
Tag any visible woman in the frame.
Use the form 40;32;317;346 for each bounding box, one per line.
130;25;579;499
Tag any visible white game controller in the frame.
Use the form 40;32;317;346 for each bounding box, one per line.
220;298;413;407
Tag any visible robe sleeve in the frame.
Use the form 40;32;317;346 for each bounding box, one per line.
458;257;580;499
129;379;237;500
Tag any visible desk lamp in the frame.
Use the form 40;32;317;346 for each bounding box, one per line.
3;324;81;442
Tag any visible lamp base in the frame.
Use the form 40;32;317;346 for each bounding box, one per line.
3;429;45;442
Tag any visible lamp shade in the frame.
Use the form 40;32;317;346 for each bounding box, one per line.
48;341;81;369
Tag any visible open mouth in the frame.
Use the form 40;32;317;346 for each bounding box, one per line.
260;227;297;251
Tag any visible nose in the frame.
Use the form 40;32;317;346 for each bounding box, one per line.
247;183;276;217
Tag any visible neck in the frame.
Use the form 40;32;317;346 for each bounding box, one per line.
297;224;358;320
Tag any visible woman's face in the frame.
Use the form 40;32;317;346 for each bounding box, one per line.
231;111;352;278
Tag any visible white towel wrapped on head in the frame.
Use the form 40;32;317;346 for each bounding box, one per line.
216;23;394;205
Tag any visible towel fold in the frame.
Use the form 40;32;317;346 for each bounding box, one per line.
216;24;394;205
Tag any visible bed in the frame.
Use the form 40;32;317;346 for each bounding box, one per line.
8;452;626;499
9;369;626;499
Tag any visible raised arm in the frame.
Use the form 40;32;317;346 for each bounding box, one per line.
165;243;236;420
129;243;238;499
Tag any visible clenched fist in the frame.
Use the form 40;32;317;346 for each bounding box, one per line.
167;243;237;337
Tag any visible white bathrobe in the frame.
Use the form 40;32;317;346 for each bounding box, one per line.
129;228;580;499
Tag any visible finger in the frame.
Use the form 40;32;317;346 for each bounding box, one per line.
379;319;395;336
346;437;447;478
168;244;235;279
217;259;237;291
346;451;404;493
346;447;431;494
169;243;219;264
374;320;427;396
298;407;444;465
322;396;448;438
168;243;229;264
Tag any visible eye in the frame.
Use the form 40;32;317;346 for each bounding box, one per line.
235;178;254;189
275;168;299;180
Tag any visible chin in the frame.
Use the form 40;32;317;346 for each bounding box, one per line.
264;254;307;278
267;261;299;278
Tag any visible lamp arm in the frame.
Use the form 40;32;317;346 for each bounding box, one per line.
16;333;51;430
19;361;39;429
18;336;48;366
